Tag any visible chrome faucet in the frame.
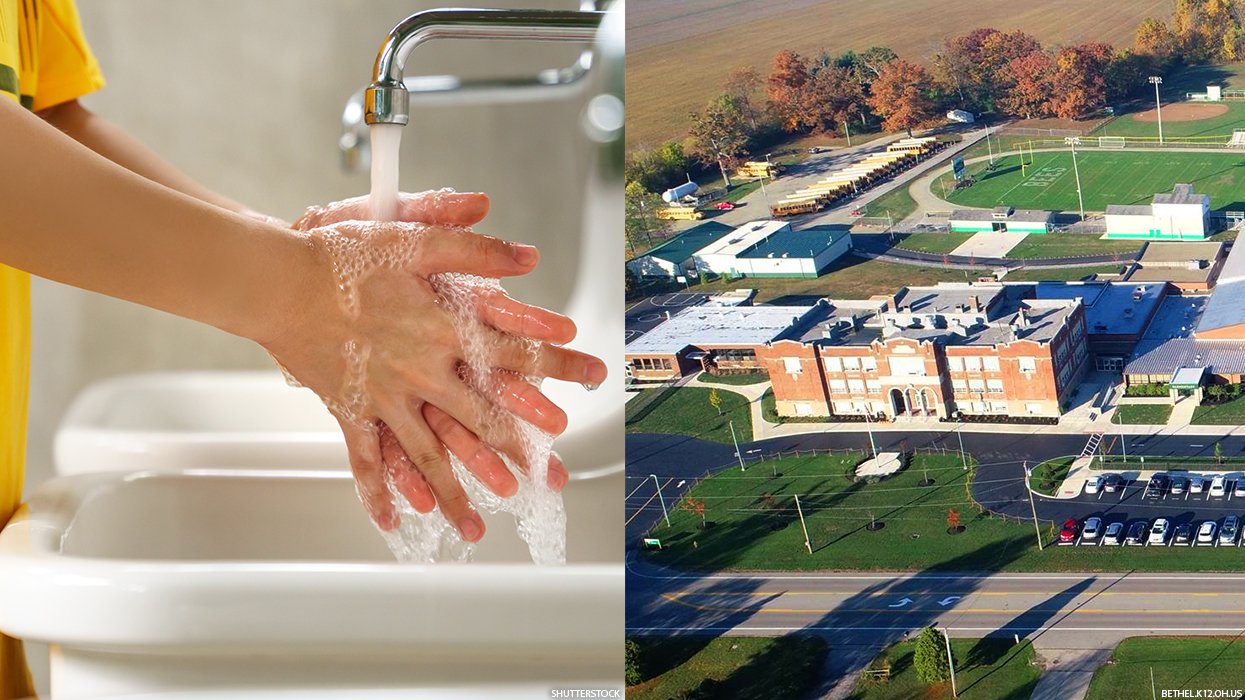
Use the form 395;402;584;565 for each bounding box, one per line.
339;6;606;171
364;7;604;126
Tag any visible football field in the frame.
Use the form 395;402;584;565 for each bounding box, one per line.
938;150;1245;213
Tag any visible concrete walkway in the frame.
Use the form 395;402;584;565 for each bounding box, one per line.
1029;646;1113;700
950;231;1030;258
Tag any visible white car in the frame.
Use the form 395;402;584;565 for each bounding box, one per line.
1198;520;1218;545
1082;516;1103;542
1084;476;1103;495
1211;475;1228;498
1103;522;1124;546
1191;476;1206;494
1148;518;1171;545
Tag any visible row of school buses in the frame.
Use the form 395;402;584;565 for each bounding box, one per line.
769;137;948;218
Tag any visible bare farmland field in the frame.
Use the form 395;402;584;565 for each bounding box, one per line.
627;0;1170;149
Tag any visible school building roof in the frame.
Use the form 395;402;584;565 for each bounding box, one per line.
624;303;831;355
738;225;851;259
635;221;733;265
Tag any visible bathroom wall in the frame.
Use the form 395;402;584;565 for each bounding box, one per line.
27;0;591;492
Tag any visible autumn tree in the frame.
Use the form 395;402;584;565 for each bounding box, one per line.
680;496;707;528
766;50;811;132
688;92;751;187
1046;43;1114;119
998;50;1054;119
624;180;669;256
723;66;764;130
866;59;939;136
947;509;961;531
708;387;723;416
1135;17;1177;60
801;65;867;135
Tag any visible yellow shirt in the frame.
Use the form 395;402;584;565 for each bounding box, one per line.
1;1;104;696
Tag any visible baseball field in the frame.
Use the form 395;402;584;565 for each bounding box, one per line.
936;150;1245;213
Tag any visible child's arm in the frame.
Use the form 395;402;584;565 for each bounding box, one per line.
37;99;265;219
0;97;603;538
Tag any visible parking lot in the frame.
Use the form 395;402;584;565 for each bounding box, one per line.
1043;472;1245;549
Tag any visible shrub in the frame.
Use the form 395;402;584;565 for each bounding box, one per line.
913;627;951;684
625;638;641;686
1125;382;1169;397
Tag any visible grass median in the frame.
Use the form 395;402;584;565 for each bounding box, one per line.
697;371;768;386
1112;404;1173;425
644;452;1245;573
627;635;827;700
849;637;1039;700
1086;637;1245;699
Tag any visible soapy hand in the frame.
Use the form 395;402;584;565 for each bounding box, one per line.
266;190;606;541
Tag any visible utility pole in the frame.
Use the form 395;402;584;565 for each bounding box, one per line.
864;411;879;459
1149;75;1164;144
794;494;812;554
1024;462;1044;550
985;123;994;166
957;420;968;471
844;119;852;146
943;627;959;698
1065;137;1085;222
649;474;670;527
729;419;746;471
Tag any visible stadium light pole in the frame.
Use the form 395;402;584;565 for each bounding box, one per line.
1149;75;1164;144
648;474;671;528
1065;136;1086;222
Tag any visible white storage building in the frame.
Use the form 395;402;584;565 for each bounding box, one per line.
1105;184;1210;240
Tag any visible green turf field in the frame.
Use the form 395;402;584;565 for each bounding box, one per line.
938;150;1245;212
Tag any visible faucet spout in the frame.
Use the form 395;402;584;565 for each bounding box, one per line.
364;8;604;126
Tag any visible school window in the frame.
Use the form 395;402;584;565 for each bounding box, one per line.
983;357;1000;372
861;357;878;371
951;379;967;392
848;379;866;393
866;379;881;393
964;356;982;372
823;357;842;372
1019;357;1037;373
783;357;802;374
987;379;1004;392
969;379;985;391
843;356;861;371
829;380;848;393
946;356;963;371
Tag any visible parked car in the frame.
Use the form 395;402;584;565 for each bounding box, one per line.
1081;516;1103;542
1084;476;1103;495
1145;474;1169;498
1234;481;1245;498
712;201;736;211
1212;475;1228;498
1221;515;1239;546
1103;474;1122;492
808;146;827;154
1191;476;1206;494
1174;522;1195;545
1126;521;1149;545
1198;520;1218;545
1171;476;1188;495
1103;522;1124;546
1059;518;1080;544
1148;518;1171;545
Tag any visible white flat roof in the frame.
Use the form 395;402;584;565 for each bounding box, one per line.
626;304;819;355
693;220;790;258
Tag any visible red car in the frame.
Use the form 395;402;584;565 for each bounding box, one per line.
1058;518;1079;544
714;201;736;210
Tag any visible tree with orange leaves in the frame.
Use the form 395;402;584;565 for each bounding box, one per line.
681;495;707;529
866;59;938;136
767;49;811;133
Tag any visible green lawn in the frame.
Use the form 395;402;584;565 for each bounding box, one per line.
860;185;919;221
1112;404;1174;425
1192;395;1245;425
693;255;989;302
1086;637;1245;699
849;638;1040;700
627;635;828;700
760;387;830;424
1002;234;1142;260
1093;453;1245;470
720;178;765;204
697;371;769;386
1002;264;1126;282
645;453;1245;573
1093;100;1245;140
896;232;976;255
1029;456;1074;497
937;151;1245;213
625;386;752;444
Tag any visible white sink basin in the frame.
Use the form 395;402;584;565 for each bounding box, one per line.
0;466;623;698
55;371;622;477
